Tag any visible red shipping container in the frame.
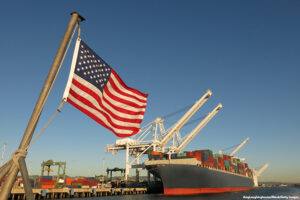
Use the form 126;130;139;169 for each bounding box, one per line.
65;178;72;186
185;152;194;157
218;157;224;164
202;161;211;167
194;156;202;161
193;150;202;156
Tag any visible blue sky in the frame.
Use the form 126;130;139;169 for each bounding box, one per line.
0;1;299;183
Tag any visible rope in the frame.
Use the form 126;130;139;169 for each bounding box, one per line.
8;22;80;169
26;100;65;150
21;23;79;148
11;149;27;169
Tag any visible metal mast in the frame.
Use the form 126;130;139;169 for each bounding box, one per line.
230;137;250;156
159;90;212;148
253;163;270;187
0;12;85;200
0;142;7;166
175;103;223;152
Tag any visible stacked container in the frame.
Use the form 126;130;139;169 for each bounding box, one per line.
38;176;56;189
65;178;72;187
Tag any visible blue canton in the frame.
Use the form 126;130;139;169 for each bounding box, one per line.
74;40;111;92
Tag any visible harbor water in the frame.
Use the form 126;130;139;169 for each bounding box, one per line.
59;187;300;200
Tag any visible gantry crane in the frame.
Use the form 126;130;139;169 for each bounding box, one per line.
105;90;222;181
230;137;250;156
175;103;222;152
159;90;212;147
106;167;125;181
41;160;66;188
253;163;270;187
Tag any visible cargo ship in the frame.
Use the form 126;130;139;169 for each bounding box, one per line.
106;91;269;195
145;149;255;195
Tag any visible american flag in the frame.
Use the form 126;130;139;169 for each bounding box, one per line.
63;39;148;137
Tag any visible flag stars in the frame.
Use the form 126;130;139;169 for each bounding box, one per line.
76;43;112;90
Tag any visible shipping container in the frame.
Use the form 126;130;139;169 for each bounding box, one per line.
41;176;52;179
41;184;55;189
151;151;161;155
65;178;72;186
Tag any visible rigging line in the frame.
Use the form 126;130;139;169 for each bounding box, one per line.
23;23;79;150
25;101;65;150
161;103;194;119
221;143;240;152
183;115;207;127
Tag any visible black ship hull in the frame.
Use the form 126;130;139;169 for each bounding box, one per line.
146;162;254;195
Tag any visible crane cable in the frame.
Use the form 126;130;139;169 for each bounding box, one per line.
221;143;240;152
161;103;194;119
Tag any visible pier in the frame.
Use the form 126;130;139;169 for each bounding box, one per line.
1;187;147;199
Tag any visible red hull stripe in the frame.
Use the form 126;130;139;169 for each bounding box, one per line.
164;187;252;195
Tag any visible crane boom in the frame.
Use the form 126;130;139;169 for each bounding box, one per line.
256;163;270;177
159;90;212;147
230;137;250;156
253;163;270;187
175;103;223;152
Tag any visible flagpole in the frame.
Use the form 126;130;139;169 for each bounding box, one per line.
0;12;85;200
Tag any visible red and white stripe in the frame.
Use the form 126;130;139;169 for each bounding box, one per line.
66;69;148;137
